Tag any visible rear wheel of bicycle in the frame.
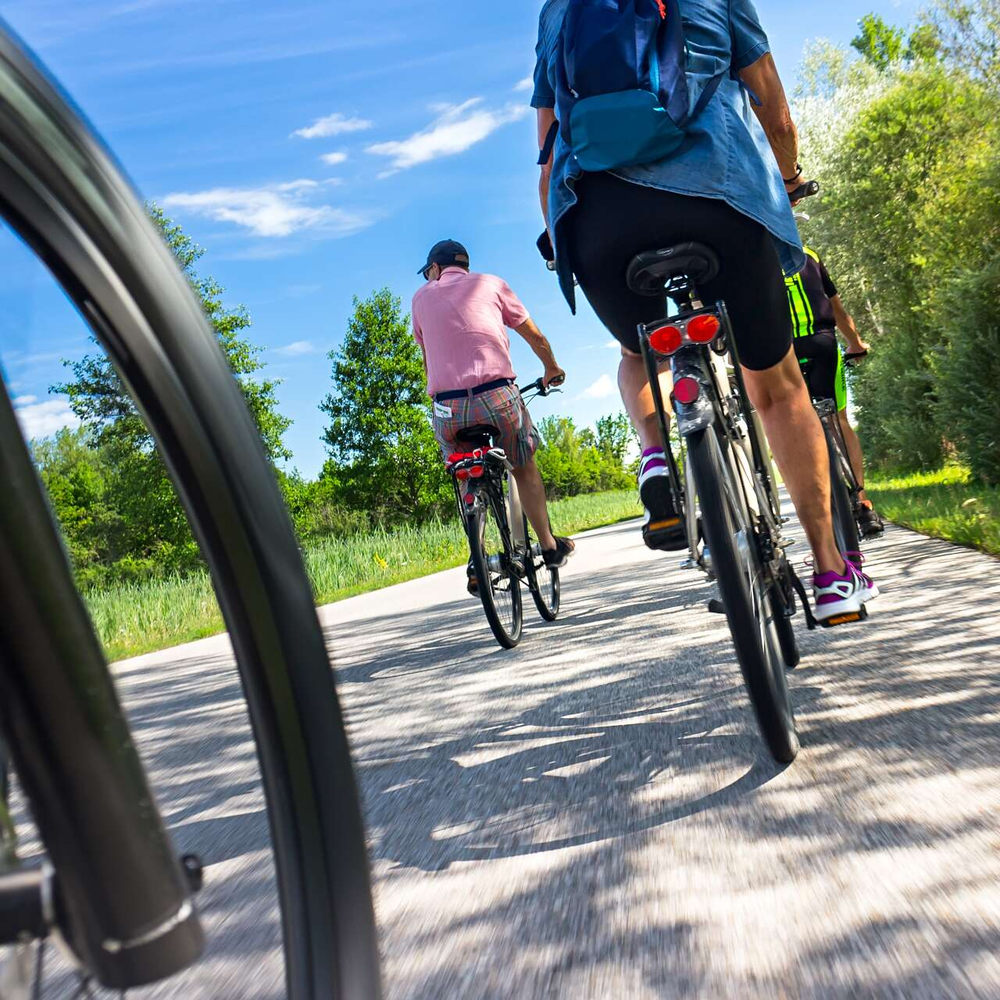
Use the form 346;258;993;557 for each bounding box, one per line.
688;428;799;763
826;426;861;556
468;491;523;648
769;566;801;669
523;517;560;621
0;30;381;997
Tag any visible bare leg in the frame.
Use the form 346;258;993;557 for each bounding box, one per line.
511;458;558;551
743;347;845;576
838;410;869;503
618;349;673;451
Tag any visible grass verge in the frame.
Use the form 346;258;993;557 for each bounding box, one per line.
866;464;1000;557
89;489;642;662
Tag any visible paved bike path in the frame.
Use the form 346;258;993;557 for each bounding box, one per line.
102;506;1000;998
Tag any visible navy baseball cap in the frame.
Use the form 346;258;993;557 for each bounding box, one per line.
418;239;470;274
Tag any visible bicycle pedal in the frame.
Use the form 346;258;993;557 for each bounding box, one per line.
648;517;681;531
818;605;869;628
707;598;726;615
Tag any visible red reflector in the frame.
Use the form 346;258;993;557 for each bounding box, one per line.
687;314;720;343
469;464;485;478
649;324;683;355
463;492;476;505
673;376;700;404
456;468;470;481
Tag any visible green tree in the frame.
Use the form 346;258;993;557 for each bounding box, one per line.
534;414;633;499
32;427;118;587
51;206;292;580
805;66;994;469
929;0;1000;88
320;288;450;522
851;13;906;71
596;412;635;465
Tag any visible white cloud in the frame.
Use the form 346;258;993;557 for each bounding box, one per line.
273;340;317;357
513;75;534;92
604;339;620;350
320;151;348;166
579;374;616;400
161;181;371;238
12;395;80;440
366;99;530;174
292;113;372;140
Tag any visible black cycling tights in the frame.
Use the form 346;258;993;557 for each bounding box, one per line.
565;172;793;371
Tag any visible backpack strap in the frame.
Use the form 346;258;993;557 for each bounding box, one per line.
537;119;559;166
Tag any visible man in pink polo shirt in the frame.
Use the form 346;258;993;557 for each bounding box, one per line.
412;239;575;581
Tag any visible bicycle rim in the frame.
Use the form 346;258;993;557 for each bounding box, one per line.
469;498;523;648
0;27;380;998
688;428;798;763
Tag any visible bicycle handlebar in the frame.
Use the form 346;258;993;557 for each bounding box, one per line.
788;179;820;203
519;374;565;398
843;349;869;365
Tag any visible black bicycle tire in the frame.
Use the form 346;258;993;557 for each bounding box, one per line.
688;429;799;763
769;568;801;669
523;517;560;621
826;425;861;555
468;500;523;648
0;27;380;998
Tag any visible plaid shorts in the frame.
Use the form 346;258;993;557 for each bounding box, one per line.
432;383;540;468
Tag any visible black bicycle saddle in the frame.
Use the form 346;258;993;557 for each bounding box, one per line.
456;424;501;447
626;242;721;296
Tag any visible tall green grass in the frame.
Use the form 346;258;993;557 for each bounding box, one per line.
89;489;642;662
867;465;1000;557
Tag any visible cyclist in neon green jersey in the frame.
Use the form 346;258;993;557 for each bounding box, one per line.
786;246;884;537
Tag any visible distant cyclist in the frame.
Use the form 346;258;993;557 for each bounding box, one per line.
411;239;576;592
530;0;878;623
786;245;884;537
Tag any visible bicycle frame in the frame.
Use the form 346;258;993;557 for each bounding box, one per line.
814;398;860;497
638;301;785;574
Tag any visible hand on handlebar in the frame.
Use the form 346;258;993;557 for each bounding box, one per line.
787;179;820;205
543;366;566;390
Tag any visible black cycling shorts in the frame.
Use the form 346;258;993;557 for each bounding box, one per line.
564;172;793;371
794;329;847;410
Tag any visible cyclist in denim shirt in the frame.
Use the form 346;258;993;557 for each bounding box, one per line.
531;0;878;622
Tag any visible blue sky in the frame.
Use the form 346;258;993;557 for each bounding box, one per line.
0;0;918;476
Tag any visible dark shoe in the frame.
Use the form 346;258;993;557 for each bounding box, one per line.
856;500;885;538
639;465;686;552
466;558;478;596
543;536;576;569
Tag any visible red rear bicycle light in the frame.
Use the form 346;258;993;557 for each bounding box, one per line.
649;324;683;355
687;314;720;343
456;468;470;481
673;376;700;404
469;464;485;478
463;492;476;505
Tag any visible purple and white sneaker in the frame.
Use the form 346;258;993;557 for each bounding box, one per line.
638;448;685;551
812;557;879;626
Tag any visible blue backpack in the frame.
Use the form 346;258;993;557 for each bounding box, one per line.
542;0;727;173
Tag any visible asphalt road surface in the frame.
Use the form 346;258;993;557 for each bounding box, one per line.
33;503;1000;997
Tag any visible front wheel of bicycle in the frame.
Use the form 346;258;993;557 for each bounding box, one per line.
523;517;560;621
826;426;861;556
468;494;523;648
0;27;381;997
688;428;799;763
